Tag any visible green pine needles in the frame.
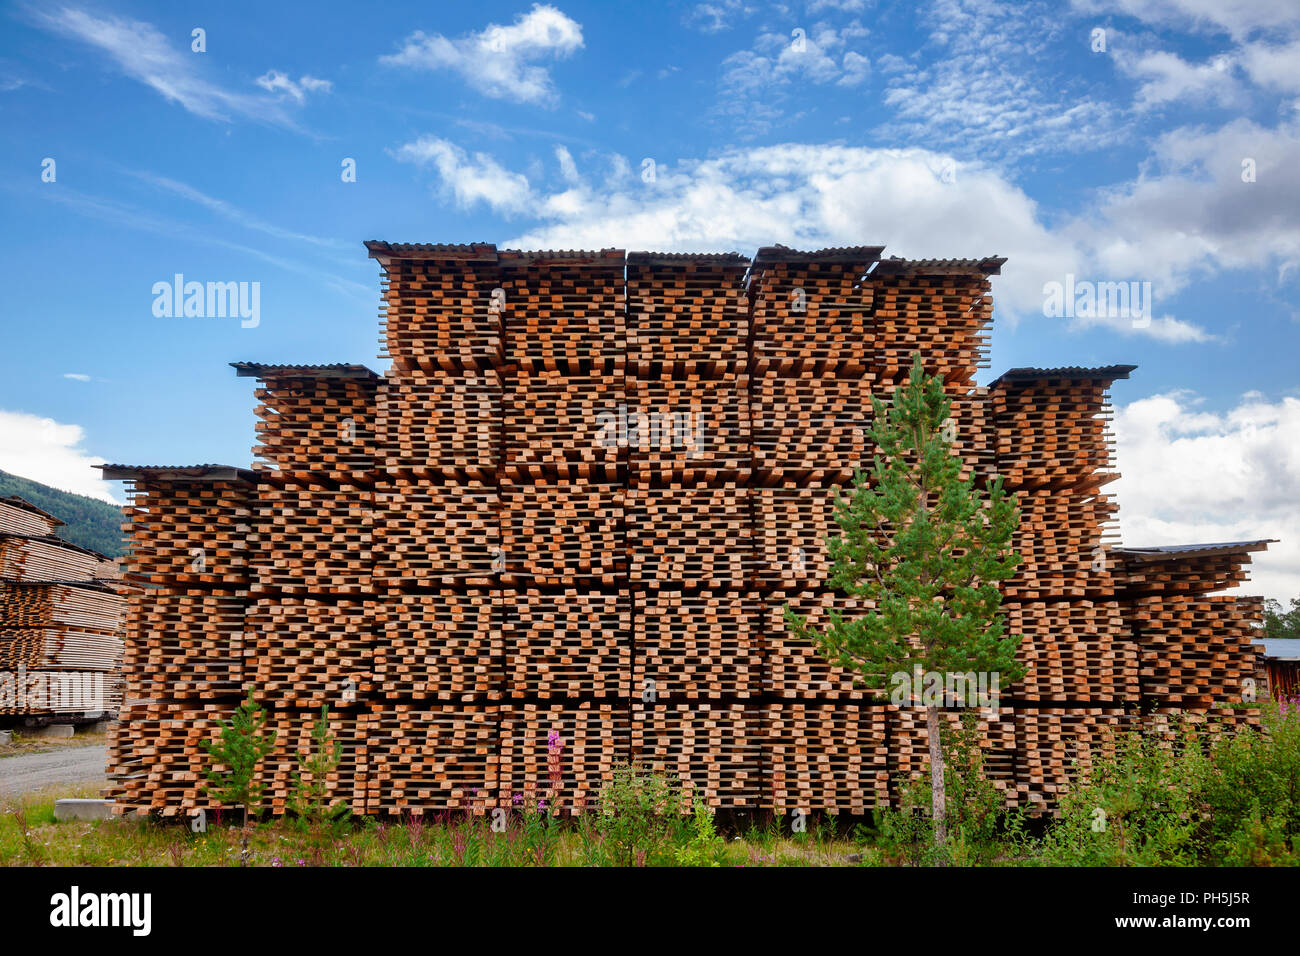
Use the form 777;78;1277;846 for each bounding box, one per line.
786;352;1025;851
202;686;276;864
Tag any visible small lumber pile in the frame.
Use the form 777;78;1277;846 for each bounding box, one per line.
768;703;891;814
98;465;255;813
627;484;752;589
233;363;379;481
631;701;763;807
747;245;882;376
501;482;625;585
373;242;503;373
499;702;630;813
374;481;498;588
505;589;629;699
373;591;501;702
890;707;1017;804
634;591;760;700
250;484;373;595
627;253;749;378
366;704;498;814
504;370;625;481
0;496;126;717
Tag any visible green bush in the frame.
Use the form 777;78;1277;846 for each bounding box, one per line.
672;800;725;867
1196;699;1300;864
598;762;682;866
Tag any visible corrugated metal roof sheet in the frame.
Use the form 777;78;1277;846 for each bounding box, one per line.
230;362;379;379
365;241;499;261
1116;540;1275;561
498;248;625;262
988;365;1138;387
873;256;1007;276
97;464;257;482
751;244;886;266
626;251;750;267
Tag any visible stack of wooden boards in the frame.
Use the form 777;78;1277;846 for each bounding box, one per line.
0;496;127;716
96;241;1270;818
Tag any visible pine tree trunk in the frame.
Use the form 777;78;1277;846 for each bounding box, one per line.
926;704;947;852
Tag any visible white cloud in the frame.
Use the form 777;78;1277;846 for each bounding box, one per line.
1068;117;1300;294
255;70;332;103
687;0;756;32
0;410;118;503
391;136;533;214
1112;390;1300;601
488;143;1085;319
1240;38;1300;93
1071;0;1300;40
1069;312;1218;343
128;171;343;249
874;0;1121;159
838;51;871;86
62;373;91;382
1117;50;1240;109
380;4;583;104
35;7;298;127
721;25;865;94
555;145;580;184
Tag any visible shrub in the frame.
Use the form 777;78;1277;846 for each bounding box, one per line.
672;800;725;867
598;762;682;866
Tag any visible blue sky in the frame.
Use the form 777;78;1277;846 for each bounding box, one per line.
1;0;1299;597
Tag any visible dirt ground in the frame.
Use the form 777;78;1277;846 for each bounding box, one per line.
0;733;108;801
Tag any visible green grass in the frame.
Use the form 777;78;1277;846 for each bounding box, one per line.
0;794;865;867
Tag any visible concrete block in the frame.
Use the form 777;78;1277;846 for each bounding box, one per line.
31;723;74;739
88;719;114;734
0;730;11;745
55;799;116;822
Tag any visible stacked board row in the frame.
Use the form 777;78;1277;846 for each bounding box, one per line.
0;497;127;716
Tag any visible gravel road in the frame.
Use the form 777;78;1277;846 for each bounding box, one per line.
0;745;107;798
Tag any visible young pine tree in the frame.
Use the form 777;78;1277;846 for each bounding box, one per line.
290;705;351;848
785;353;1023;850
203;686;276;865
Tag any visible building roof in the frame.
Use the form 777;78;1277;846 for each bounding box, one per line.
97;464;257;482
0;495;64;526
230;362;379;380
988;365;1138;388
1116;540;1276;562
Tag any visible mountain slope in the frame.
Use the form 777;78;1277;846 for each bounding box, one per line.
0;469;124;557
